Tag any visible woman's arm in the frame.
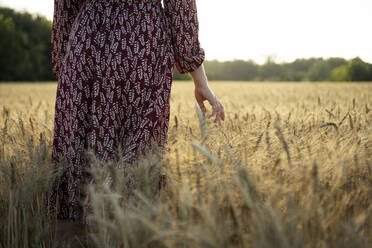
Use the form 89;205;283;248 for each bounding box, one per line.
163;0;205;73
190;64;225;122
163;0;225;122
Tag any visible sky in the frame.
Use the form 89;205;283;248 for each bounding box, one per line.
1;0;371;64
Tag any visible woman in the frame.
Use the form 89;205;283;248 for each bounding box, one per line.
49;0;225;220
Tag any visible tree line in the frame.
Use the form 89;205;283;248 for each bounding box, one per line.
1;7;372;82
196;57;372;82
0;7;54;81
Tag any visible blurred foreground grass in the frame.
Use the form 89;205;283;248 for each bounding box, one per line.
0;82;371;247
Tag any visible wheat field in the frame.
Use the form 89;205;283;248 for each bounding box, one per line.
0;82;371;248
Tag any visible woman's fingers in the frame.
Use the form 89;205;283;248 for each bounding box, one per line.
208;101;225;122
197;99;207;113
195;86;225;122
195;88;207;113
208;105;217;119
220;103;225;121
218;105;224;122
217;102;225;122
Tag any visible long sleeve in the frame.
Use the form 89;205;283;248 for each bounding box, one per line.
163;0;205;74
51;0;83;79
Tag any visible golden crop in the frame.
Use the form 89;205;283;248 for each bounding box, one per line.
0;82;371;247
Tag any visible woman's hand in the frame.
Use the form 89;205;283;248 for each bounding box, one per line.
190;64;225;122
195;85;225;122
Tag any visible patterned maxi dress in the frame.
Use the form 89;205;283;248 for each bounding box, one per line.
49;0;205;220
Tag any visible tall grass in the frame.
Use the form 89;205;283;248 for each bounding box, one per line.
0;121;56;247
0;82;371;247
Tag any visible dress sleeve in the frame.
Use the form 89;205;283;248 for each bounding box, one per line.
163;0;205;74
51;0;83;79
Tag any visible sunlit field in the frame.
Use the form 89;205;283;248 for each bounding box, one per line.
0;82;371;248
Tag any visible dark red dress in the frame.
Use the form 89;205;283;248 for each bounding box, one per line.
49;0;204;220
